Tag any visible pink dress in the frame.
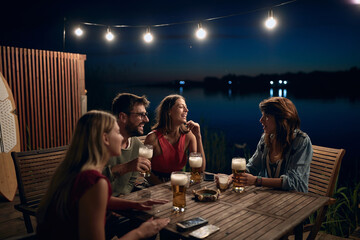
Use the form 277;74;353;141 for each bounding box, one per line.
151;130;187;174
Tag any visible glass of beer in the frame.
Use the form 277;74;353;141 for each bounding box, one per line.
138;144;153;177
171;171;188;212
217;174;229;191
189;152;203;184
232;158;246;193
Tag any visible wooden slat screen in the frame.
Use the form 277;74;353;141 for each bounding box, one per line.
0;46;86;151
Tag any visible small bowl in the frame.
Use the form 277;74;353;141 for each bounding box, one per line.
193;188;220;202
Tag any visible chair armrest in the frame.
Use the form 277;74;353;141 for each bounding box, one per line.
328;197;336;205
14;204;38;216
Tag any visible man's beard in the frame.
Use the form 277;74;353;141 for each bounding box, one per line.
125;122;143;136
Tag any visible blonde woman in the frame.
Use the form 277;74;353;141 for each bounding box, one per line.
37;110;169;240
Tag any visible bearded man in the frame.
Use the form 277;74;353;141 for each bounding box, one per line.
103;93;151;196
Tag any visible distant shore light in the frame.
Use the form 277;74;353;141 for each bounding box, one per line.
228;80;232;85
179;80;185;85
75;27;83;36
270;81;274;85
279;80;283;84
284;80;288;85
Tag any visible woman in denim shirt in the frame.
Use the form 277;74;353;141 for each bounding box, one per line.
241;97;312;193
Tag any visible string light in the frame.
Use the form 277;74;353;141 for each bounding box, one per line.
143;27;153;43
265;9;277;30
74;26;83;36
67;0;297;44
196;23;207;40
105;27;114;41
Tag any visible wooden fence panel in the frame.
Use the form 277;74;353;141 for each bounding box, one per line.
0;46;86;151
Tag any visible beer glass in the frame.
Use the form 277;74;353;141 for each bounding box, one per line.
232;158;246;193
171;171;188;212
189;152;203;184
217;174;229;191
138;144;153;177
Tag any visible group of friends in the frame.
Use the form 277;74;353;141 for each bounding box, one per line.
35;93;313;240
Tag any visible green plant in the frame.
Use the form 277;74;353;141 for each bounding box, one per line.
321;181;360;237
201;124;234;174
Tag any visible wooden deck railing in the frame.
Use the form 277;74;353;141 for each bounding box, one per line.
0;46;86;151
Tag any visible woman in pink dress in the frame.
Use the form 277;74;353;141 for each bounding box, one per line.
37;110;169;240
145;94;206;183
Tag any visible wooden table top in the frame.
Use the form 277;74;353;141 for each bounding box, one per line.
117;176;329;240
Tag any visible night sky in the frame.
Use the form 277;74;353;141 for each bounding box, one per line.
1;0;359;82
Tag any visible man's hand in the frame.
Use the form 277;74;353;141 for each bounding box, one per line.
112;157;151;176
126;157;151;173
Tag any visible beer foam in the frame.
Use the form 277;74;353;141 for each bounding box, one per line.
171;174;188;186
218;176;228;184
139;148;153;159
189;156;202;168
232;158;246;170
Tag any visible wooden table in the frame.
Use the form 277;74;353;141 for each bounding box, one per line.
116;176;329;240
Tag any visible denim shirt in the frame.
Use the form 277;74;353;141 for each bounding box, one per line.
246;130;312;192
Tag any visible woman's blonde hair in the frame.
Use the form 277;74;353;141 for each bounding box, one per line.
37;110;116;223
259;97;300;152
152;94;189;134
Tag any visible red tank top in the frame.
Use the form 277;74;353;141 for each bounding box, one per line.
37;170;112;240
151;130;187;173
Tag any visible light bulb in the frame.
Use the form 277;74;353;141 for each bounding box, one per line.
144;32;153;43
196;28;207;39
265;17;277;29
106;31;114;41
74;27;83;36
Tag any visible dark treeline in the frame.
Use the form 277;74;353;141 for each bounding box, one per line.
169;67;360;100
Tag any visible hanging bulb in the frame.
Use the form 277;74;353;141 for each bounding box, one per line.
105;27;114;41
265;9;277;30
144;27;153;43
196;23;207;40
74;26;83;36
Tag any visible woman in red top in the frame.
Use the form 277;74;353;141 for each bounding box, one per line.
145;94;206;183
36;110;169;240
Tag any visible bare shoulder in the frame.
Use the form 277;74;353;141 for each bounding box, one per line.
145;131;157;145
185;130;196;143
80;177;109;205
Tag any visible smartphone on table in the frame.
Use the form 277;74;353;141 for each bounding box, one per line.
176;217;208;231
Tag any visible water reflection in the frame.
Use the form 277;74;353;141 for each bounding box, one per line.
270;88;287;97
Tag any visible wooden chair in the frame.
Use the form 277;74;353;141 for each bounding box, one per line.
11;146;68;233
305;145;346;240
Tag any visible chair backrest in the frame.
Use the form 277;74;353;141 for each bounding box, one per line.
308;145;345;197
12;146;68;206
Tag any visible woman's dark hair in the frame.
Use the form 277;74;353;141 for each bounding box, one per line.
152;94;189;134
259;97;300;151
